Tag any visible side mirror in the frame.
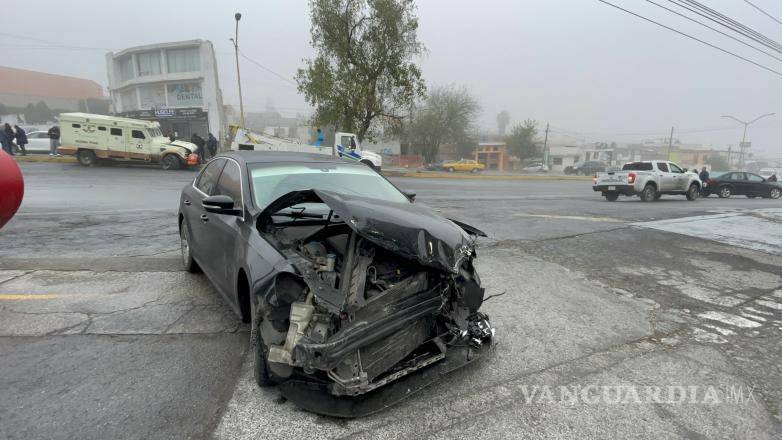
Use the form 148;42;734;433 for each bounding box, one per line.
203;194;241;216
403;191;416;202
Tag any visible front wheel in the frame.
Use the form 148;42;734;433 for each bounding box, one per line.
718;186;732;198
447;167;455;173
769;188;781;199
180;222;200;273
640;184;657;202
471;168;480;173
686;184;700;201
76;149;97;167
161;154;182;171
604;192;619;202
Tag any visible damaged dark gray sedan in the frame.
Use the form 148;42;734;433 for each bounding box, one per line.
178;152;495;417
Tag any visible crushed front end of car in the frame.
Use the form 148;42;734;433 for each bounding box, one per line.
254;189;495;417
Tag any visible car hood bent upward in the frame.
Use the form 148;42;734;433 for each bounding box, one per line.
259;189;485;273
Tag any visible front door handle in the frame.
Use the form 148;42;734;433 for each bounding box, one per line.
200;214;209;223
183;200;191;206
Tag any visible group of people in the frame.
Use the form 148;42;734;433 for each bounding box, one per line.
189;132;218;164
0;123;28;156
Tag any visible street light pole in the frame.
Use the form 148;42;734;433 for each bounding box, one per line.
231;12;246;129
721;113;775;168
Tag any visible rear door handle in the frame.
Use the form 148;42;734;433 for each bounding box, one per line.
184;200;191;206
200;214;209;222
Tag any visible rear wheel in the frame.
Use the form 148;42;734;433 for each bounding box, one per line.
604;192;619;202
179;221;200;273
161;154;182;171
76;149;96;167
686;183;700;201
770;188;781;199
640;184;657;202
718;186;732;198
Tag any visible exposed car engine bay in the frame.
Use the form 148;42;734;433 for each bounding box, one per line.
255;189;495;415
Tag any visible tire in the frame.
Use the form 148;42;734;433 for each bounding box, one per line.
718;186;732;198
252;309;276;387
471;168;480;173
604;192;619;202
654;193;662;201
686;183;700;201
448;167;455;173
640;184;657;202
179;221;200;273
770;188;781;199
161;154;182;171
76;149;97;167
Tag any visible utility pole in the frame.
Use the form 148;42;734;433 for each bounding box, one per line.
666;126;674;161
721;113;775;169
542;123;549;170
231;12;246;128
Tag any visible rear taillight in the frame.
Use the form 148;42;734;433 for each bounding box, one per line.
628;172;636;184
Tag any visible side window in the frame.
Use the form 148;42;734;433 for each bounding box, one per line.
110;128;122;136
657;162;669;172
195;159;226;195
98;126;106;131
214;161;242;208
734;173;747;181
72;123;81;128
669;163;683;173
747;174;764;182
340;136;351;148
131;130;146;140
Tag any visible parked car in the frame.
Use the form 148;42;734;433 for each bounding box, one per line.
521;162;547;172
573;160;607;175
16;130;51;154
704;171;781;199
441;158;485;173
424;161;445;171
178;151;494;417
593;160;701;202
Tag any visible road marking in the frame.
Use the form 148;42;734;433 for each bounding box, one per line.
513;213;624;222
698;311;763;328
0;294;62;300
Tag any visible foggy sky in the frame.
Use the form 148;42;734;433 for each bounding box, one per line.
4;0;781;156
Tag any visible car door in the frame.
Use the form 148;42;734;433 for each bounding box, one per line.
668;163;688;191
731;172;749;195
202;158;246;297
656;162;675;191
186;158;226;262
128;129;149;159
107;127;126;158
745;173;766;196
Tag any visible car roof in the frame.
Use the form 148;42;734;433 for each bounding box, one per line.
215;151;350;165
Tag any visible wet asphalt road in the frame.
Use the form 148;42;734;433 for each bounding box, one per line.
1;162;781;439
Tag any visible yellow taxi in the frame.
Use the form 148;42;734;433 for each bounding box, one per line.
442;158;486;173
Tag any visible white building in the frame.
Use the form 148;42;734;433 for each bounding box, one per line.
106;39;225;142
548;145;583;172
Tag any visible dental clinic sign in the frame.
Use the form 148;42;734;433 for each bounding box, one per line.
167;83;203;107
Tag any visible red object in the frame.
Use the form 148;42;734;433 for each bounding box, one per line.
628;172;636;184
187;154;199;166
0;149;24;229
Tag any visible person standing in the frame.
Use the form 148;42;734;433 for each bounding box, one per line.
0;123;12;156
698;166;709;182
207;133;218;158
13;125;28;156
191;133;206;164
47;125;60;156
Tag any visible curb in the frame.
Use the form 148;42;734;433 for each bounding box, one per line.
13;155;77;164
383;171;592;181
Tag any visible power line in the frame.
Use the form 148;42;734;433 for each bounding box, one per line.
677;0;782;52
0;31;113;51
646;0;782;63
743;0;782;27
595;0;782;78
238;49;298;87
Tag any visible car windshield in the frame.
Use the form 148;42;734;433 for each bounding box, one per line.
248;162;410;208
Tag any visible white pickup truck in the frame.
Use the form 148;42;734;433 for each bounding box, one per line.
593;160;702;202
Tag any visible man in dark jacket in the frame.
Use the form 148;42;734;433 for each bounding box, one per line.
0;124;12;155
699;166;710;182
207;133;218;158
47;126;60;156
13;125;28;156
191;133;206;164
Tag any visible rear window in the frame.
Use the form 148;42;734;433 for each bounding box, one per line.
622;162;653;171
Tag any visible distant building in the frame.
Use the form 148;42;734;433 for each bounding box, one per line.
548;145;583;172
105;39;225;142
0;66;106;111
475;142;510;171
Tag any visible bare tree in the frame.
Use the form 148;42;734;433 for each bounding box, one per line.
409;85;481;163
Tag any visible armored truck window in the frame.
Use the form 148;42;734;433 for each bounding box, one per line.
71;124;81;128
131;130;146;140
98;126;106;131
110;128;122;136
